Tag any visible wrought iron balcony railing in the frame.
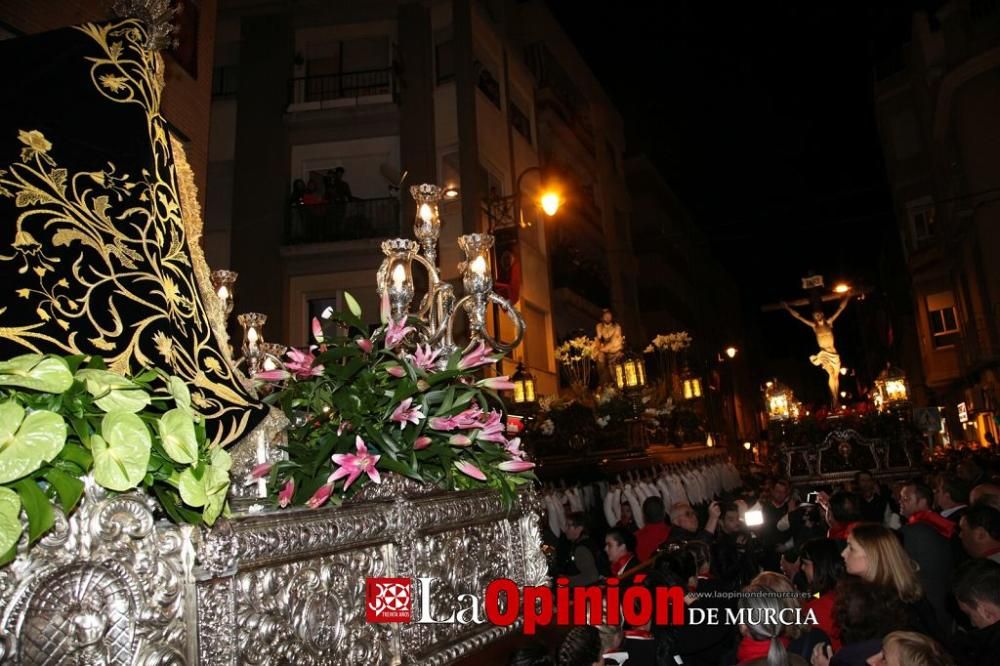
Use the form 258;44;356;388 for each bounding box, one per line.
287;68;395;107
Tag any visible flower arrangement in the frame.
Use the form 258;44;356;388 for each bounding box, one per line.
256;293;536;508
0;353;219;565
555;336;594;394
644;331;692;353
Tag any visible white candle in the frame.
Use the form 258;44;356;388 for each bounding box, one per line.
263;357;276;371
247;326;259;345
419;203;434;224
217;285;229;301
391;263;406;289
470;256;487;277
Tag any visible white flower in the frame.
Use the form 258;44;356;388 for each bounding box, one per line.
540;419;555;436
596;415;611;428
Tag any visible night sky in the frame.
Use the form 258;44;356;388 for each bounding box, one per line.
546;0;942;404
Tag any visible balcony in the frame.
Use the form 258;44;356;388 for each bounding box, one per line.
287;68;396;112
551;246;610;309
961;313;1000;370
285;198;400;245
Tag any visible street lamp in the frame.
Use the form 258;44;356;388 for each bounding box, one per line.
724;346;738;359
483;166;561;232
833;282;851;295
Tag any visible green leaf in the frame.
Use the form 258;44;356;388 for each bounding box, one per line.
157;408;198;464
343;291;363;319
59;442;93;470
0;355;73;394
13;478;53;544
0;402;67;484
43;468;84;513
75;369;150;413
168;376;192;413
0;486;22;554
178;467;207;507
92;412;151;491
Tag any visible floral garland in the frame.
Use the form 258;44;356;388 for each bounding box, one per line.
254;293;535;508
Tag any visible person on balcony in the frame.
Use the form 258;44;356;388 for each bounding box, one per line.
288;179;307;241
325;166;354;237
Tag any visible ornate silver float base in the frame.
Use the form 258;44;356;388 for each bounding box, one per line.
0;475;548;665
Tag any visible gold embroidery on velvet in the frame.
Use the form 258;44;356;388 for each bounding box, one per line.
0;20;260;447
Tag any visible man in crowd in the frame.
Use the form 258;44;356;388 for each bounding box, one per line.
667;501;714;545
899;480;956;630
960;503;1000;563
936;476;970;523
855;470;889;524
952;559;1000;665
635;496;671;562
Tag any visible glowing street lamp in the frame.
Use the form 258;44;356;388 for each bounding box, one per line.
833;283;851;294
724;346;738;359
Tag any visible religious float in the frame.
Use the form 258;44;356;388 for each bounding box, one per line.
0;4;546;663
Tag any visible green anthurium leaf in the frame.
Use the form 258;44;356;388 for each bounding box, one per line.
343;291;363;319
157;408;198;464
92;412;151;491
178;467;208;507
13;478;53;544
0;486;22;554
0;355;73;394
168;376;192;413
0;403;67;484
93;388;150;414
203;489;226;525
44;468;84;513
75;369;151;414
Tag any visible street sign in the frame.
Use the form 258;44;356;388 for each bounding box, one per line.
913;407;942;433
958;402;969;423
801;275;824;290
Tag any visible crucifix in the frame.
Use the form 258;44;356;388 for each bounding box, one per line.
762;275;858;409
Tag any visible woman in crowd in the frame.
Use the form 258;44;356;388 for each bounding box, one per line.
840;524;939;639
800;538;846;650
732;582;809;666
865;630;955;666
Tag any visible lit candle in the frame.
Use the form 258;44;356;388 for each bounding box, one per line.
263;357;276;371
247;326;258;345
419;203;434;224
217;285;229;302
392;263;406;289
470;255;487;277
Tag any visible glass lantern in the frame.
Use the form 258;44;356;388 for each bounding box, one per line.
613;351;647;392
875;365;909;412
511;362;536;406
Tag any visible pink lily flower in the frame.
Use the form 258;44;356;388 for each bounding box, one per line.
391;397;425;429
357;338;373;354
449;434;472;447
498;460;535;473
474;410;508;444
380;289;391;325
454;460;486;481
285;347;325;379
254;368;291;382
429;405;483;431
312;317;325;344
505;437;525;459
477;375;515;391
458;340;496;370
330;436;382;490
414;436;432;450
306;484;333;508
409;344;441;372
385;317;415;349
278;479;295;507
386;364;406;378
250;463;273;479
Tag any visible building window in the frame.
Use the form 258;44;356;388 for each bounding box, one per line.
908;200;935;249
436;40;455;83
476;64;501;109
510;102;531;143
927;291;960;348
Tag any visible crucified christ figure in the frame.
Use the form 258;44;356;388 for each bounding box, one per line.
781;294;852;408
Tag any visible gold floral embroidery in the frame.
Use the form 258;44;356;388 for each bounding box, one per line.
0;20;263;447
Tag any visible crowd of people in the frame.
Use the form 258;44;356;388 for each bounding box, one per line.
514;448;1000;665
